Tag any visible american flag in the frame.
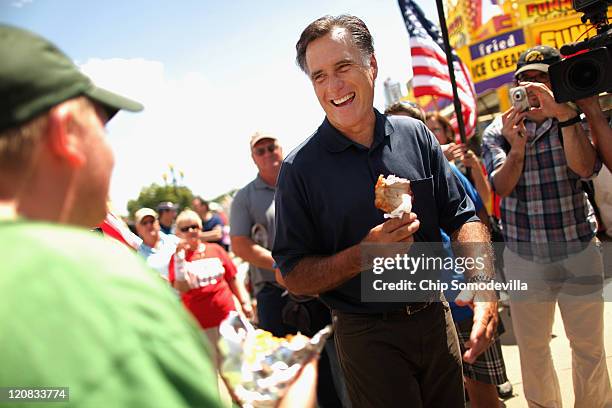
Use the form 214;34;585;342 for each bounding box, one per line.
99;211;142;250
398;0;477;139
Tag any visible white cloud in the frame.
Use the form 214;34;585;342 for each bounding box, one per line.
79;57;323;215
11;0;32;8
79;12;412;216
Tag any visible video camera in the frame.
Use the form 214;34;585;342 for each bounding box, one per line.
549;0;612;103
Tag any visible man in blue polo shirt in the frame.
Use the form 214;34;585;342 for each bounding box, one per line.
273;15;498;407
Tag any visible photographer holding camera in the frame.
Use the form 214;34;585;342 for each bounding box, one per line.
546;0;612;172
576;95;612;170
482;45;611;408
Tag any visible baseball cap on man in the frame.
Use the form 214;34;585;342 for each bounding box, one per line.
134;208;157;225
515;45;561;78
250;131;277;149
0;24;143;132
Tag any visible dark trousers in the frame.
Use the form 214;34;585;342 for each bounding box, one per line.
255;283;296;337
258;285;349;406
333;302;464;408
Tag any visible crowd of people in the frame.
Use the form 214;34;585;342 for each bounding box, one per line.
2;12;612;408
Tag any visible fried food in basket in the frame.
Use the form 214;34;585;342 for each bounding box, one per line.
374;174;412;214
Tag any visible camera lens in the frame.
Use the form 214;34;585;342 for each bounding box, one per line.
568;59;602;90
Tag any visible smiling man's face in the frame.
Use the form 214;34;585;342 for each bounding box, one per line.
305;28;377;137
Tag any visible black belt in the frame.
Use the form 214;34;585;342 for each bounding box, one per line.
334;302;434;320
380;302;433;318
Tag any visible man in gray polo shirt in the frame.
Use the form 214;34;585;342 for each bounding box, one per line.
231;132;349;407
230;131;291;336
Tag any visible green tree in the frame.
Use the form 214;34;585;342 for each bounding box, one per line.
211;189;238;203
127;183;194;220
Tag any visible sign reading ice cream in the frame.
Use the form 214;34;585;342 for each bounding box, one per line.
468;29;528;94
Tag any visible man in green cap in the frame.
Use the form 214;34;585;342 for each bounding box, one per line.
0;25;316;407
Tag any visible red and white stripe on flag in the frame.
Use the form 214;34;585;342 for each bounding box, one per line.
99;212;142;251
410;37;477;139
399;0;478;139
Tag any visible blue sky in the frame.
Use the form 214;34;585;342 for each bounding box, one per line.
2;0;438;214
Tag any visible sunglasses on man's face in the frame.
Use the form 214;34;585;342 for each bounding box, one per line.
253;143;278;157
179;224;200;233
517;72;549;83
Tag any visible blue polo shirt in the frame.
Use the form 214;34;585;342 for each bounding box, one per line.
272;109;478;313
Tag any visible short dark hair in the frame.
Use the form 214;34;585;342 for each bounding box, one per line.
192;196;209;212
295;14;374;74
385;101;426;123
193;196;207;206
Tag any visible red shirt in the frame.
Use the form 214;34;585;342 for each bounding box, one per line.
169;243;236;329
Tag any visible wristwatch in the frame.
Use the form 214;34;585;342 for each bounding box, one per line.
467;274;493;284
558;114;582;128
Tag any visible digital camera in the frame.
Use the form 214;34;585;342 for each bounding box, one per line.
509;86;530;112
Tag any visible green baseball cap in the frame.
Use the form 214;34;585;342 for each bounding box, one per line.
0;24;143;132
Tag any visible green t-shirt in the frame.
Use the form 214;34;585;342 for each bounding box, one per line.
0;221;221;407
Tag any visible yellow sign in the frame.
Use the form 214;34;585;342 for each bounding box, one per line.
448;13;470;49
473;14;515;41
526;12;612;48
470;45;528;83
446;0;471;49
518;0;577;25
461;28;528;93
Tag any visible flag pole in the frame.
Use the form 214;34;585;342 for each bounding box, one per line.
434;0;467;145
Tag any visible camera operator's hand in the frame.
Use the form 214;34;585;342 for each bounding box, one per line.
501;107;528;151
522;82;577;122
576;95;612;171
576;95;602;117
523;83;599;177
